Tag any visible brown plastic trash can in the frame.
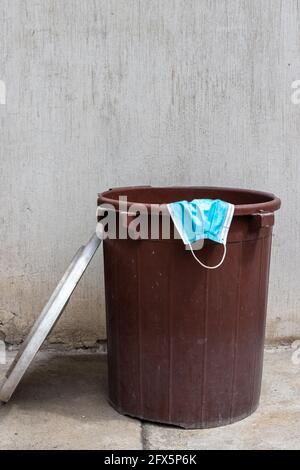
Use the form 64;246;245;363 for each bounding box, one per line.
98;186;281;429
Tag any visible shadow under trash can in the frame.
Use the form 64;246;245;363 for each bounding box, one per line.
98;186;281;429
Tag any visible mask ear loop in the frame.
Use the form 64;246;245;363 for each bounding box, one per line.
187;242;227;270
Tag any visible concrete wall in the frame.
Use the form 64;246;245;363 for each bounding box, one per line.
0;0;299;346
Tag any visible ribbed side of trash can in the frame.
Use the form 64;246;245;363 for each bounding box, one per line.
98;186;281;429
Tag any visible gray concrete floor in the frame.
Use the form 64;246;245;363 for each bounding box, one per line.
0;347;299;450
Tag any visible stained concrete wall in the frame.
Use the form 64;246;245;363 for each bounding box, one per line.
0;0;299;346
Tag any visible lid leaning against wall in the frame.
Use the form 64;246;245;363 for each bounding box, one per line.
0;233;101;403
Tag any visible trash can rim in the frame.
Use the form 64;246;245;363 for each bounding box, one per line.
98;186;281;217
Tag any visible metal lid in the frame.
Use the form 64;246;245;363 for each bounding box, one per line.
0;233;101;402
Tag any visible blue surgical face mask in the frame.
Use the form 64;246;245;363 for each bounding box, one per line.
167;199;234;246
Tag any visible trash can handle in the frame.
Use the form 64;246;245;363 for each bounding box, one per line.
252;211;275;228
188;242;227;270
